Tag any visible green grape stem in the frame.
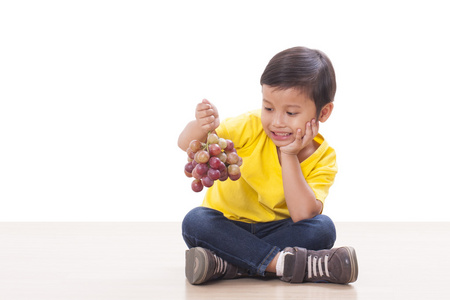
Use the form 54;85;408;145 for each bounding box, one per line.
204;131;212;167
204;131;212;150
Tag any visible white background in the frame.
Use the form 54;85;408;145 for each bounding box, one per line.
1;0;449;222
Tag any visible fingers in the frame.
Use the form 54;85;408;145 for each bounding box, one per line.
279;128;302;155
195;99;219;132
302;120;313;142
295;128;302;142
195;99;213;118
195;104;215;119
280;119;319;156
311;118;319;137
302;119;318;142
202;99;219;119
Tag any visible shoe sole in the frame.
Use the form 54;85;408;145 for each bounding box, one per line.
343;246;358;283
185;247;209;285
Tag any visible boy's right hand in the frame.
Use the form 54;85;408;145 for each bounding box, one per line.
195;99;220;134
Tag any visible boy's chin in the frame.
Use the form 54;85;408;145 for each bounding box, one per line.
270;139;293;149
264;130;294;148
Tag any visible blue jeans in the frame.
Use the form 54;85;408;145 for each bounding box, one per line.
182;207;336;276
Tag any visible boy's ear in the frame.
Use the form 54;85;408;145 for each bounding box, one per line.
318;103;334;123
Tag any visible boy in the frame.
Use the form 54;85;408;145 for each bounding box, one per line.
178;46;358;285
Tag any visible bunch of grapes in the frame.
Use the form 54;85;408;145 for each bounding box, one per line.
184;132;243;192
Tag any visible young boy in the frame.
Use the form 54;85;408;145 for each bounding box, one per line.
178;46;358;285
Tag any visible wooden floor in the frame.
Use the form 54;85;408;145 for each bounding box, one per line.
1;222;449;300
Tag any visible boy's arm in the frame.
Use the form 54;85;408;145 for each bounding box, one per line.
280;153;323;222
279;119;322;222
178;99;220;151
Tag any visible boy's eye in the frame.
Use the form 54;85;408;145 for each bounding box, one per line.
264;107;273;111
287;112;297;116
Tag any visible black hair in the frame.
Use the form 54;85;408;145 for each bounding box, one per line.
260;46;336;118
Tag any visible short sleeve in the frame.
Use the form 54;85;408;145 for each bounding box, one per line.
215;110;262;151
306;158;337;203
301;136;338;207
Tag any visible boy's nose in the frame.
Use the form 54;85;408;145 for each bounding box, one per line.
273;113;285;127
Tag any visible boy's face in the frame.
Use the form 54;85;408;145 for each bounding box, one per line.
261;85;318;148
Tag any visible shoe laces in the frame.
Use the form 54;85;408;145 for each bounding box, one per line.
307;254;330;279
213;254;228;275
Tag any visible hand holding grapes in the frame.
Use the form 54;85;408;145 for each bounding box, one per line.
184;132;243;192
195;99;220;135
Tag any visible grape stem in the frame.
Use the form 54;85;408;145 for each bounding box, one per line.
204;131;212;150
203;131;212;167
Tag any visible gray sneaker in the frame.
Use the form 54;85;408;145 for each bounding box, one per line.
281;246;358;284
185;247;245;285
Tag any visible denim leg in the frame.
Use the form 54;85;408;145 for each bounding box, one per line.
258;215;336;250
182;207;280;276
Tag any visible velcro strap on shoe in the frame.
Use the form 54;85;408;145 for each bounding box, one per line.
280;247;307;283
291;247;307;283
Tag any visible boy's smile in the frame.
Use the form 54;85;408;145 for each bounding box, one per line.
261;85;318;148
270;131;293;142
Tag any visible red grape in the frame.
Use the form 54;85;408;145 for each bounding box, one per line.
185;162;195;174
237;156;243;167
192;167;202;179
229;173;241;181
201;176;214;188
207;168;220;180
219;172;228;181
225;140;234;152
226;152;239;165
195;163;208;176
217;152;227;163
191;179;204;192
217;161;226;172
218;138;227;149
227;164;240;176
208;156;222;169
195;150;210;164
186;147;195;159
189;140;203;152
208;144;221;156
207;133;219;144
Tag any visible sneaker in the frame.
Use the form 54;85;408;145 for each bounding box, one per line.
281;246;358;284
185;247;245;285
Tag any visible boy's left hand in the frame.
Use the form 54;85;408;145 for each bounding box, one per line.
279;119;319;156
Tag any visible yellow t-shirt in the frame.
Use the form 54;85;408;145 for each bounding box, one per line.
202;109;337;223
